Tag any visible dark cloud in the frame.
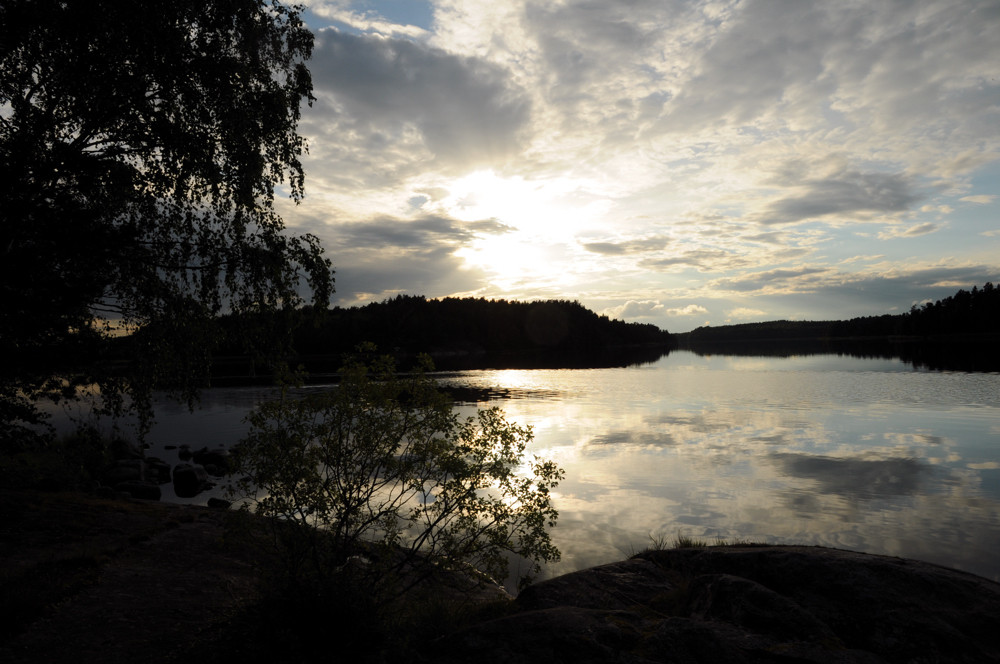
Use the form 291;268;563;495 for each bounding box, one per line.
742;231;787;245
525;1;660;90
309;29;530;167
690;264;1000;329
711;266;830;292
304;214;511;305
770;453;928;499
587;430;677;448
799;266;1000;309
581;236;670;255
660;0;831;130
332;214;502;249
640;249;752;273
761;170;921;225
332;246;486;305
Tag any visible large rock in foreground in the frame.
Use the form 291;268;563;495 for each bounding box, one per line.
435;546;1000;663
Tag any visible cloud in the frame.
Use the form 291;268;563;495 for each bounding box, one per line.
961;195;997;205
760;169;921;225
694;263;1000;324
727;307;767;320
770;453;928;499
604;300;712;322
639;249;754;273
305;3;430;38
286;1;1000;330
877;222;940;240
840;254;885;264
667;304;709;317
331;214;499;248
604;300;665;319
581;236;671;255
710;266;831;294
308;213;510;305
659;0;831;131
306;29;531;176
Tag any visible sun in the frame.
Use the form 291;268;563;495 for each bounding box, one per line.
435;170;609;289
455;233;548;289
440;169;607;238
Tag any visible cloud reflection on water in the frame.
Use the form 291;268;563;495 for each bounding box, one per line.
769;453;928;499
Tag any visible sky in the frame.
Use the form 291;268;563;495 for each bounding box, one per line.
278;0;1000;333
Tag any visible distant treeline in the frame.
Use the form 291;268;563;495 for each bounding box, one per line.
215;296;675;373
679;282;1000;346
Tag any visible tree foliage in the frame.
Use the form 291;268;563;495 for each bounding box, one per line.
288;295;673;360
0;0;333;447
228;351;563;596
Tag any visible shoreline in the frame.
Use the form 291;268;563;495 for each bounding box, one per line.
4;489;1000;663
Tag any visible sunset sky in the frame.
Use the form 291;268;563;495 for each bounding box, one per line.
281;0;1000;333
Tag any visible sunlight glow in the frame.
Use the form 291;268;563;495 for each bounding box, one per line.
439;170;608;237
438;170;612;288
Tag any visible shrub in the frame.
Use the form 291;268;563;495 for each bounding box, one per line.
228;352;563;598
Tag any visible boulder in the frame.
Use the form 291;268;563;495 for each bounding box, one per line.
114;480;161;501
144;458;172;485
172;463;208;498
433;546;1000;663
206;497;232;510
192;447;230;475
102;459;144;486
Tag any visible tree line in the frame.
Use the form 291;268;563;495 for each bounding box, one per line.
223;295;675;371
679;282;999;345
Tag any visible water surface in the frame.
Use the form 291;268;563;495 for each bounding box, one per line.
78;351;1000;581
437;351;1000;581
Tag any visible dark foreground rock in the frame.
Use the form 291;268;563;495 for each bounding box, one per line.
434;546;1000;663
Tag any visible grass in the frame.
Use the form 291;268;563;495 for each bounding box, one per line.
625;531;766;557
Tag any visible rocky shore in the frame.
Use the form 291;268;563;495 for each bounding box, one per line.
3;491;999;663
436;545;1000;663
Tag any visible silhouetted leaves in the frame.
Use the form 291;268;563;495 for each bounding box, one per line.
0;1;333;445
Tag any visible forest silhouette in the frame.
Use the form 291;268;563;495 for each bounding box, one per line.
212;295;675;375
207;283;998;380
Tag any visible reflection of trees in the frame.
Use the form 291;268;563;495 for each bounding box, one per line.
674;282;1000;372
677;338;1000;372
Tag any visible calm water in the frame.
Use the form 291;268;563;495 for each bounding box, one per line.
75;351;1000;581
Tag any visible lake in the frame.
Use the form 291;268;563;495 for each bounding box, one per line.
87;349;1000;583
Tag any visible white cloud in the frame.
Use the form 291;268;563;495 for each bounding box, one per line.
287;1;1000;328
305;28;530;183
961;195;997;205
727;307;767;320
306;3;431;38
667;304;709;317
604;300;665;319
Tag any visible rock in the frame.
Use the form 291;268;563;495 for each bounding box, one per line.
102;459;144;486
516;556;675;612
144;458;172;485
177;445;192;461
432;546;1000;663
192;447;230;475
114;480;161;501
172;463;208;498
206;497;231;510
